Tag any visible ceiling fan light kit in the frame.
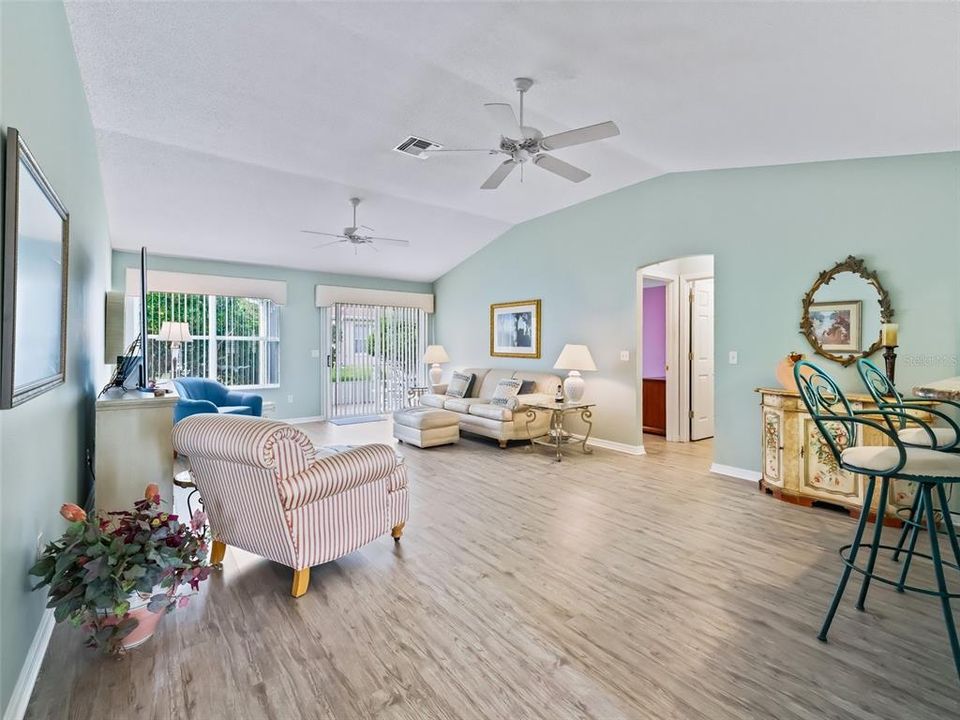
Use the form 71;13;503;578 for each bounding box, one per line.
426;76;621;190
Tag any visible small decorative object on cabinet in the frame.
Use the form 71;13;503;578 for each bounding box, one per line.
756;387;934;524
774;352;814;390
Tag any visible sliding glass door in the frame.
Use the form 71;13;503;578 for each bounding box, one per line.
322;303;428;418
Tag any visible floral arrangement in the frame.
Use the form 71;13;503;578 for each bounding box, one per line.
29;484;211;653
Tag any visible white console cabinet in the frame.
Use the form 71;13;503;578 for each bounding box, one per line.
95;390;178;513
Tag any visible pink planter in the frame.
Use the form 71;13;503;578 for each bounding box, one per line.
97;590;166;650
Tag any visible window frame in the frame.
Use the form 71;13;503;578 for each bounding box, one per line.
143;291;280;389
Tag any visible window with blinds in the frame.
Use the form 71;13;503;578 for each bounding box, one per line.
144;291;280;387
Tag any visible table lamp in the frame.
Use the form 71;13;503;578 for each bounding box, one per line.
423;345;450;387
553;344;597;402
158;321;193;377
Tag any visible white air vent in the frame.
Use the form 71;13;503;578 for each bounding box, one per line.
393;135;441;159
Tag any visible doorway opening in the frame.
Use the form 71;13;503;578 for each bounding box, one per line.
637;255;715;448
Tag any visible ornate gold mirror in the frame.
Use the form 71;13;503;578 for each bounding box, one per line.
800;256;893;366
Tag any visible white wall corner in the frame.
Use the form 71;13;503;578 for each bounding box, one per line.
3;609;54;720
710;463;762;483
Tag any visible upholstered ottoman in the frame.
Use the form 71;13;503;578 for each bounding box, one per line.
393;407;460;448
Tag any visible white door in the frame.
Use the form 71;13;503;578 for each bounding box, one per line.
689;278;715;440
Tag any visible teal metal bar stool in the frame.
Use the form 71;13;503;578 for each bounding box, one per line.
855;358;960;570
794;360;960;683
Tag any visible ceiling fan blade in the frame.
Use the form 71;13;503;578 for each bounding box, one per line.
359;224;375;232
483;102;520;138
480;159;518;190
316;239;348;249
367;237;410;247
540;121;620;151
301;230;347;239
532;154;590;183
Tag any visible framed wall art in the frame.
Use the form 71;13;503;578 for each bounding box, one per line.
490;299;541;359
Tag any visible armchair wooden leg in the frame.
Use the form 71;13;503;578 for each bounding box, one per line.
210;540;226;565
391;522;405;541
498;439;508;449
291;568;310;598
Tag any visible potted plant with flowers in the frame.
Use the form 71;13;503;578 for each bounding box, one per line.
29;484;211;653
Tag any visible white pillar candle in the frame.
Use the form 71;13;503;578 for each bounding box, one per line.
880;323;899;347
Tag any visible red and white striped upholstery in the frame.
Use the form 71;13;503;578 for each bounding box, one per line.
172;414;408;571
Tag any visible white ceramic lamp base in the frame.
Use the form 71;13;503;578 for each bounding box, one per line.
563;371;585;402
429;364;443;387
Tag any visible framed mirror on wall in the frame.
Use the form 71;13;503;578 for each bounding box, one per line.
1;127;70;408
799;255;892;367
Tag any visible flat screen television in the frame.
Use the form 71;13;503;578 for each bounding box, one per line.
138;247;149;389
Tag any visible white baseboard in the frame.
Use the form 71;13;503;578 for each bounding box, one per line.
571;435;646;456
710;463;762;483
3;609;54;720
286;415;326;424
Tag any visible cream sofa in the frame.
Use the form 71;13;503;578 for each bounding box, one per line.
421;368;563;447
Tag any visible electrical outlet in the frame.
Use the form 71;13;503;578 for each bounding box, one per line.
620;350;630;362
35;532;44;561
728;351;739;365
287;394;294;403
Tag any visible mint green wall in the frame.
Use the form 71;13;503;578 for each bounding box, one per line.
1;2;112;712
112;252;433;419
435;153;960;469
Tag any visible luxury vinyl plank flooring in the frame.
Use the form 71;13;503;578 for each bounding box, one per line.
26;426;960;719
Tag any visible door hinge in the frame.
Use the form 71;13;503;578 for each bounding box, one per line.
689;410;695;419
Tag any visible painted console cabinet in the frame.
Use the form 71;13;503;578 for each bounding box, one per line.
755;387;932;524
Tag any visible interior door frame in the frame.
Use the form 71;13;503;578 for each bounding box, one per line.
680;272;714;442
637;268;681;442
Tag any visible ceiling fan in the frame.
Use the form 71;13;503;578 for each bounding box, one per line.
427;77;620;190
301;198;411;253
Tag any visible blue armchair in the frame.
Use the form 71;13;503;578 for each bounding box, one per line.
171;377;263;424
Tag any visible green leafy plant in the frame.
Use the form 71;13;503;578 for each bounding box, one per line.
29;484;210;653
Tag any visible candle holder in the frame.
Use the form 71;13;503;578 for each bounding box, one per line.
883;345;898;388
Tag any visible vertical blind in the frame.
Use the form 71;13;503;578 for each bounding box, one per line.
326;303;428;417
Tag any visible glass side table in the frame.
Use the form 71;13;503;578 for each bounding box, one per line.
524;401;595;462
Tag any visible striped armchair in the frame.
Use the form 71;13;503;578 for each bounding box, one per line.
171;414;408;597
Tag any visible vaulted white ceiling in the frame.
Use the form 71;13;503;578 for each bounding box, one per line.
65;1;960;282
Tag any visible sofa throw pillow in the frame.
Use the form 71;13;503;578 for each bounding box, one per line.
490;378;523;407
518;379;536;394
446;372;475;399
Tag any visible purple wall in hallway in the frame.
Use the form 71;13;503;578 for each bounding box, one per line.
643;285;666;378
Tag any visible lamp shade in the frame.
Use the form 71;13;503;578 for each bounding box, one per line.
423;345;450;364
158;321;193;343
553;344;597;372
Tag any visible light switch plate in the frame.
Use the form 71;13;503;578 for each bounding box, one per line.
620;350;630;362
311;349;320;358
728;351;738;365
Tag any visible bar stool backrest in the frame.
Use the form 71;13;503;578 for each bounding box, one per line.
856;358;906;433
794;359;858;465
